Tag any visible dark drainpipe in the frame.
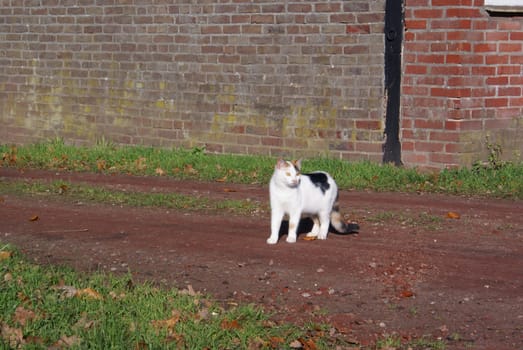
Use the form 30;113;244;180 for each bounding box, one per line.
383;0;404;166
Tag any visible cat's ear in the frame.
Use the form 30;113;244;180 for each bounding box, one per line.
276;159;287;169
292;159;302;171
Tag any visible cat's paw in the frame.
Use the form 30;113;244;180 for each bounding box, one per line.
266;237;278;244
317;234;328;240
305;232;318;238
286;236;297;243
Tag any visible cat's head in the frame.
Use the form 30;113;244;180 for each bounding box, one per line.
275;159;301;187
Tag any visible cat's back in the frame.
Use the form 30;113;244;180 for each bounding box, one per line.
300;170;337;195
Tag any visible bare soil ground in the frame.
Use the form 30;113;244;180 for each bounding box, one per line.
1;168;522;349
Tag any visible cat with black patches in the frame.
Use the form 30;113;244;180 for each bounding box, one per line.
267;159;359;244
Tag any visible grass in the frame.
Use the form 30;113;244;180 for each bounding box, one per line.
0;180;263;216
376;336;446;350
0;139;519;349
366;211;444;230
1;138;523;198
0;244;336;349
0;244;450;350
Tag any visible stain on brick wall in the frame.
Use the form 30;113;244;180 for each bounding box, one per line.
0;1;386;162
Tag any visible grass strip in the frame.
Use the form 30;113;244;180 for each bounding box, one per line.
0;244;336;349
1;139;523;198
0;180;263;216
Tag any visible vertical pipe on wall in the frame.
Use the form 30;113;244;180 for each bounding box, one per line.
383;0;404;165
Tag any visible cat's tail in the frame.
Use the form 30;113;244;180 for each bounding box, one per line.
330;202;359;234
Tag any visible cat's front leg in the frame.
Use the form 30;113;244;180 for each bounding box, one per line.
286;212;300;243
267;209;284;244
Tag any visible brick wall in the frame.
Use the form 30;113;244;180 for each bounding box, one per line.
0;1;385;162
402;0;523;168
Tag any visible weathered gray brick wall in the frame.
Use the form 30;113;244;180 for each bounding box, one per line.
0;0;386;161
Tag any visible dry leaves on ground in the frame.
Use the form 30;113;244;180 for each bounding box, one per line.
446;211;461;219
0;322;24;349
13;306;37;327
0;250;12;261
221;319;241;330
151;310;184;345
53;285;103;300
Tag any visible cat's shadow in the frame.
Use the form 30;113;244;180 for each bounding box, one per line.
278;218;315;238
278;218;350;239
278;218;352;239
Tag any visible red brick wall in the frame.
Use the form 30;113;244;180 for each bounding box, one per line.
0;1;386;162
3;1;521;168
402;0;523;168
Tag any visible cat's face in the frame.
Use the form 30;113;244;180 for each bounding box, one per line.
276;159;301;187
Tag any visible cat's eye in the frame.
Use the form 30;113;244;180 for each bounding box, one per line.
285;172;291;176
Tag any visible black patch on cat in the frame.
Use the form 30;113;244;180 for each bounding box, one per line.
304;172;330;194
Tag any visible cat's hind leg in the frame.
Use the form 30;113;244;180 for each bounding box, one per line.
306;216;320;238
317;211;331;240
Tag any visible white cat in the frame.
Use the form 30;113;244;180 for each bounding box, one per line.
267;159;359;244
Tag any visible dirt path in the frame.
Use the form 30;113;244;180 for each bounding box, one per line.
1;168;522;349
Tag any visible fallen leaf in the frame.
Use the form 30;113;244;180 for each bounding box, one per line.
58;184;68;194
25;335;44;346
135;157;147;170
400;290;415;298
0;251;12;261
269;336;284;348
4;146;17;165
96;159;106;171
0;322;25;349
151;310;180;333
248;336;266;349
183;164;198;175
29;215;39;222
155;167;165;176
439;324;449;333
53;285;78;299
179;284;199;297
76;288;103;300
53;285;103;300
216;176;227;182
17;292;30;304
289;339;303;348
223;188;236;192
221;319;241;330
446;211;461;219
52;335;81;348
302;235;317;241
14;306;37;326
109;291;126;300
196;307;210;321
73;313;96;330
301;338;318;350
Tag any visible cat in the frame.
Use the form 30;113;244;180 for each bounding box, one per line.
267;159;359;244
